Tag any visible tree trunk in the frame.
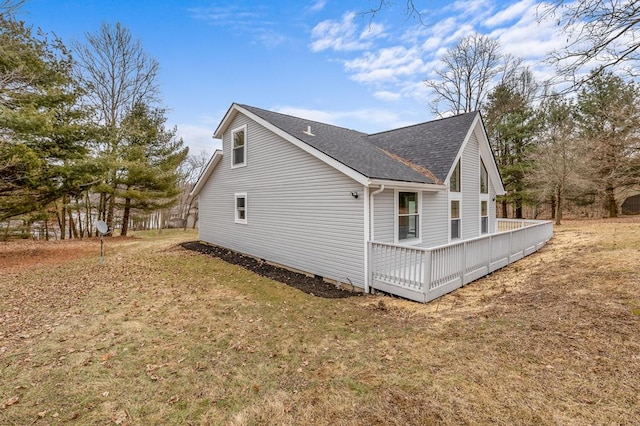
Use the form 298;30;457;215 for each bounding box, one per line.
57;200;66;240
555;188;563;225
106;194;115;235
606;187;617;218
121;198;131;237
67;203;79;239
501;200;508;218
515;195;523;219
550;195;556;220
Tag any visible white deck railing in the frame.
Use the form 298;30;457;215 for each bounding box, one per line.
369;219;553;303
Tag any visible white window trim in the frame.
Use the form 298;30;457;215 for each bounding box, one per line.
394;189;422;244
480;198;489;234
480;159;489;195
234;192;247;224
230;124;247;169
449;195;462;242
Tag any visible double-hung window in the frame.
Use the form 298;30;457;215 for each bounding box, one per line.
451;200;460;239
231;125;246;168
398;192;419;241
235;193;247;224
481;200;488;234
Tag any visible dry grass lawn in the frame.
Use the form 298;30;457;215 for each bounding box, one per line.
0;221;639;425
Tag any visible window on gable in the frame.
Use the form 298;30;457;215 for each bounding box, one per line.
398;192;419;241
232;126;246;167
235;193;247;224
481;200;488;234
450;160;461;192
480;160;488;194
451;200;460;239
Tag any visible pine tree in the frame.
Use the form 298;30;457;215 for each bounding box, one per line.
118;103;188;236
576;72;640;217
0;16;94;220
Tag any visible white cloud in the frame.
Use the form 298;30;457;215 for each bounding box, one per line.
176;124;219;156
485;0;536;27
345;46;427;83
309;11;385;52
374;90;402;101
309;0;327;12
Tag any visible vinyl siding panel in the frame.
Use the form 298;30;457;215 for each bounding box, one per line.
372;189;394;242
461;133;480;240
420;190;449;248
198;113;365;287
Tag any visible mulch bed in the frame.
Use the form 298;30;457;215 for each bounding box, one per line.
180;241;362;299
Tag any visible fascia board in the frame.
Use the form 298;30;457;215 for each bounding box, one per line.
369;179;447;191
190;149;223;196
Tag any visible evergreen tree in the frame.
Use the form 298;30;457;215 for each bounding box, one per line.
118;103;188;236
576;71;640;217
0;16;94;220
484;78;539;218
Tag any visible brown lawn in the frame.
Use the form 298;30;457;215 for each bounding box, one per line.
0;222;638;425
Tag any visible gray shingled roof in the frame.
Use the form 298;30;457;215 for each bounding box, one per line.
367;112;478;182
239;104;477;185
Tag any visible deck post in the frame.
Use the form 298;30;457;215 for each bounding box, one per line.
487;235;492;272
461;241;466;286
423;250;432;302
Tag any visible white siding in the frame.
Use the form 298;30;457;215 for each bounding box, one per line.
460;133;480;240
372;189;394;243
198;113;365;287
420;190;449;248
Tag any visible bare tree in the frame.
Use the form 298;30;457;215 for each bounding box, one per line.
73;22;160;231
177;151;210;230
542;0;640;90
73;22;159;129
361;0;425;23
0;0;26;16
425;34;503;116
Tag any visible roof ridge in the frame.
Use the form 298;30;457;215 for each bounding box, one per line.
238;103;367;136
367;111;478;137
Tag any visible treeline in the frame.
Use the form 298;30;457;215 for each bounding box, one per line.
427;34;640;224
1;3;203;239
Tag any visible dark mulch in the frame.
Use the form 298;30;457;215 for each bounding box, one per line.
180;241;362;299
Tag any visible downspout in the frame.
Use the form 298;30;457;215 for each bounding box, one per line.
365;185;384;294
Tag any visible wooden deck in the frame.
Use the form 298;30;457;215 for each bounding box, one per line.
369;219;554;303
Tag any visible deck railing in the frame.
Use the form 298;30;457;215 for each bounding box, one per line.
369;219;553;303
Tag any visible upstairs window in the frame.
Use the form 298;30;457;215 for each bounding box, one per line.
235;193;247;224
451;200;460;239
480;160;488;194
398;192;419;241
232;125;246;167
450;160;461;192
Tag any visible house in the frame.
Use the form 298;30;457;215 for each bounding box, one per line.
192;103;552;302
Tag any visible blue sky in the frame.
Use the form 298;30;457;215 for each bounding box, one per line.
18;0;567;156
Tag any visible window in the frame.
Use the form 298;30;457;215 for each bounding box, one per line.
450;159;461;192
398;192;419;240
235;193;247;224
451;200;460;239
480;160;488;194
481;200;488;234
231;126;246;167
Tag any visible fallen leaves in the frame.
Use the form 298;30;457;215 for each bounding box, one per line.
2;395;19;409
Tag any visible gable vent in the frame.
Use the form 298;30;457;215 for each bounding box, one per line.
302;125;315;136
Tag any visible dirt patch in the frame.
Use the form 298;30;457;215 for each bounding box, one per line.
180;241;362;299
0;239;99;273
